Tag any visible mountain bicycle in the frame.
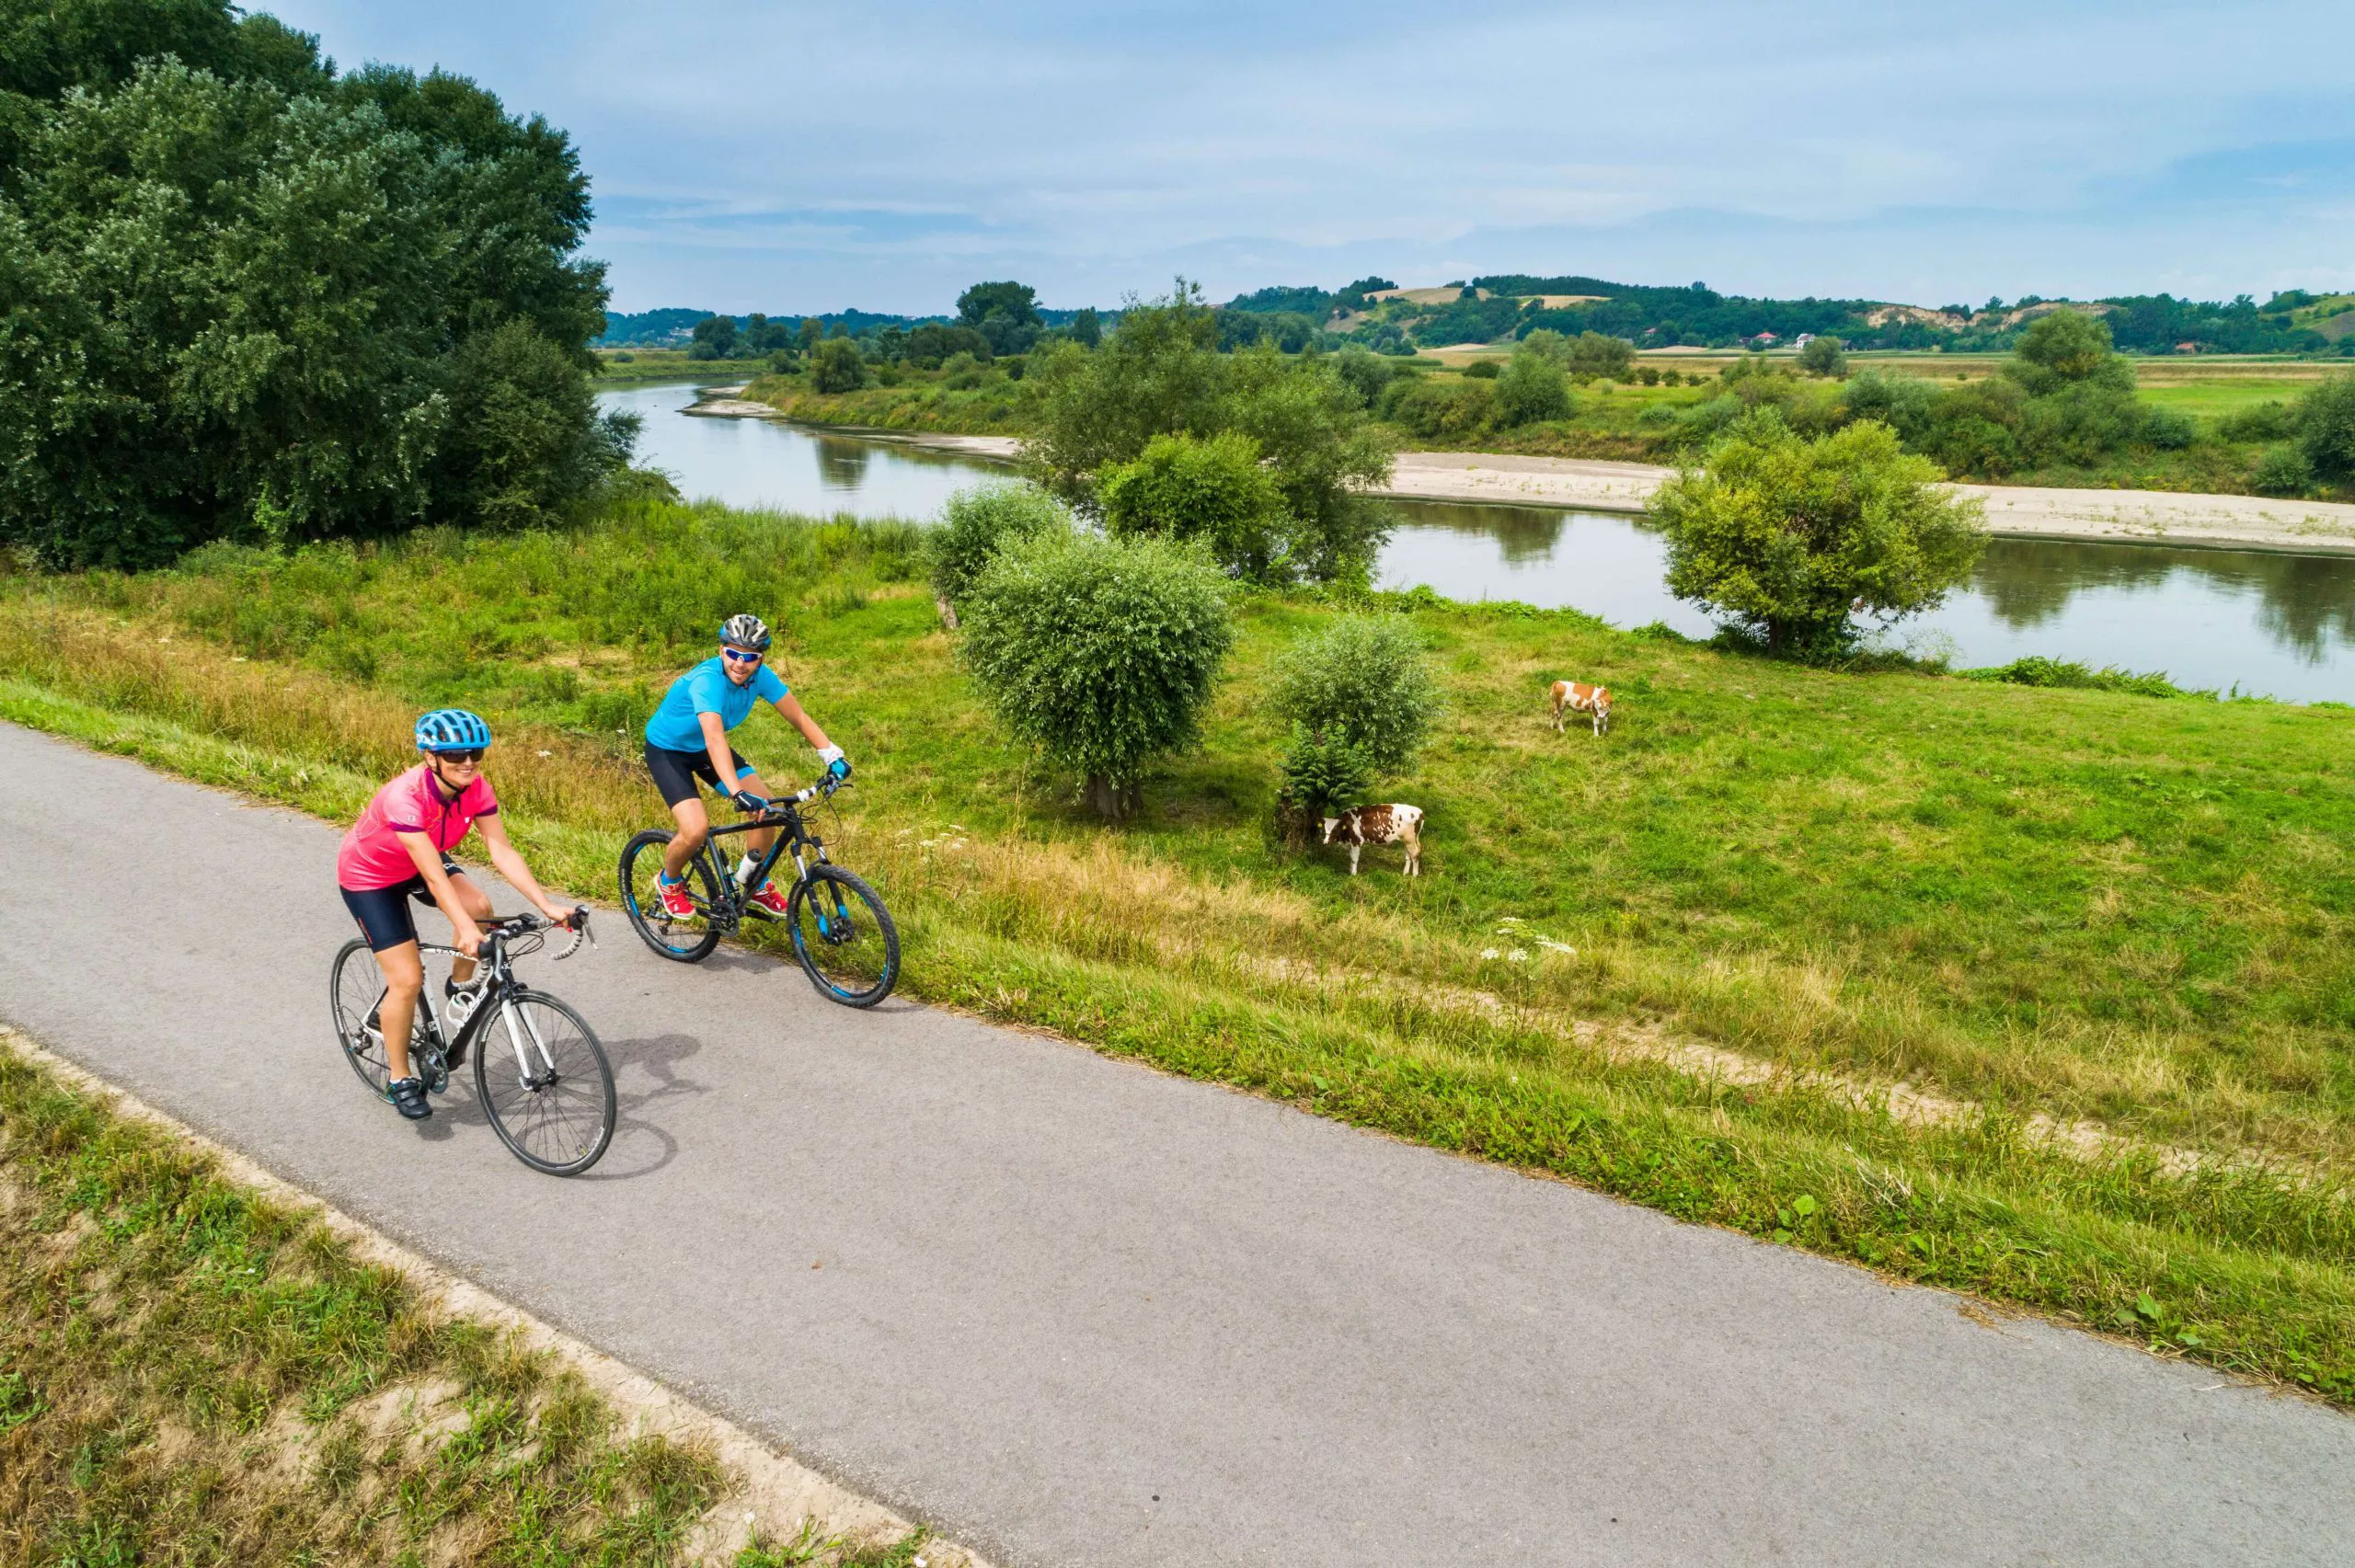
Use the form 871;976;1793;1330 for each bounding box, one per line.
616;774;900;1008
330;910;615;1176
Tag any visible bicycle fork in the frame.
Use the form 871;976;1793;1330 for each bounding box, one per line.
495;995;563;1091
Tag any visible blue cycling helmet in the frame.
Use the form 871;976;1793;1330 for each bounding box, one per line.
415;708;492;753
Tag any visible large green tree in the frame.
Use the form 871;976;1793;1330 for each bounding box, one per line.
0;1;622;567
1649;411;1987;655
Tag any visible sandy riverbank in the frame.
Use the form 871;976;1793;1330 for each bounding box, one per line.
684;394;2355;555
1382;452;2355;555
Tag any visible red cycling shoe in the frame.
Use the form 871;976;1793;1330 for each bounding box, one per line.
656;875;698;920
746;878;790;917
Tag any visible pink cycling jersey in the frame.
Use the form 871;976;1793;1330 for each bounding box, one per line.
336;764;500;891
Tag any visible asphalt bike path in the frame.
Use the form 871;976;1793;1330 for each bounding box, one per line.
2;723;2349;1566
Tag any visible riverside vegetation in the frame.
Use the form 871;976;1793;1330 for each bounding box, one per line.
1;495;2349;1404
0;1036;934;1566
743;303;2355;502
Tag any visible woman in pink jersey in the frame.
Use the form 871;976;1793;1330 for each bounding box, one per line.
338;709;578;1122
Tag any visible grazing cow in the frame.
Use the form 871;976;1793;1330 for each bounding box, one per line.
1550;679;1612;736
1321;804;1425;877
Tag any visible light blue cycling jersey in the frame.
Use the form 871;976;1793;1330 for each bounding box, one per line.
644;657;789;751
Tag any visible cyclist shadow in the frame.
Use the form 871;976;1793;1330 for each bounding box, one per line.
574;1030;708;1181
412;1031;702;1180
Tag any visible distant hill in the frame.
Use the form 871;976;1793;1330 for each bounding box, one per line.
596;308;712;347
604;276;2354;358
598;304;1100;348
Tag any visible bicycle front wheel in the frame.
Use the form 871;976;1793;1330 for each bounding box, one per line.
330;939;392;1096
787;864;900;1008
619;829;723;963
473;991;615;1176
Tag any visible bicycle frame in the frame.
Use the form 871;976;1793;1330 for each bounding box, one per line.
684;795;836;935
418;926;567;1086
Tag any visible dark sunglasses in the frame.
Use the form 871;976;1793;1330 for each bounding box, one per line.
722;647;764;664
435;748;486;765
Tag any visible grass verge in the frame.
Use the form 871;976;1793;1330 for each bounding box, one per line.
0;1033;955;1566
0;503;2349;1405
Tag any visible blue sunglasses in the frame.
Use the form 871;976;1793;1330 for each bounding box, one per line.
722;647;764;664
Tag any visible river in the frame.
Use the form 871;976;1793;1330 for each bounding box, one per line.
604;382;2355;702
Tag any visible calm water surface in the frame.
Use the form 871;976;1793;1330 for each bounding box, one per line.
606;382;2355;702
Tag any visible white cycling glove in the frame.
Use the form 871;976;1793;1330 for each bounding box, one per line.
817;744;844;767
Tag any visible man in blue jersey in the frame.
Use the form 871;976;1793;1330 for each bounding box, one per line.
643;613;848;918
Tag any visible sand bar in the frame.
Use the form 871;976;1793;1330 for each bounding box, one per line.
1381;452;2355;555
685;395;2355;555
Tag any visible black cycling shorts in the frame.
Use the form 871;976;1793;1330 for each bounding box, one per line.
339;863;466;952
644;740;759;808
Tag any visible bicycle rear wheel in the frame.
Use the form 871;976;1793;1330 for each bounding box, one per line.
473;990;615;1176
330;939;393;1095
787;864;900;1008
618;829;723;963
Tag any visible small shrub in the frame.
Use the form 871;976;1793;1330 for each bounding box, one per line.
810;338;868;394
1271;613;1440;773
926;483;1071;613
1097;431;1289;580
1566;331;1635;381
1275;727;1375;837
1797;335;1849;377
2298;371;2355;484
1462;361;1500;381
2142;406;2198;451
2252;444;2315;498
1493;345;1573;428
1962;656;2210;700
959;530;1233;818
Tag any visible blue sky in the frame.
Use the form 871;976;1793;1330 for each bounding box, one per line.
270;1;2355;315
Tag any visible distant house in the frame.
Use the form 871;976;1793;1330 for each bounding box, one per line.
1749;331;1779;347
1792;333;1815;350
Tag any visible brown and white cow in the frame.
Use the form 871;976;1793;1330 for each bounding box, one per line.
1320;804;1425;877
1550;679;1612;736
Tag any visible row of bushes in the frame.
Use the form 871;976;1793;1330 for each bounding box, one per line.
927;486;1438;823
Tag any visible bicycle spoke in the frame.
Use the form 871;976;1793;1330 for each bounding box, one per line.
618;830;723;963
788;865;900;1008
476;995;614;1175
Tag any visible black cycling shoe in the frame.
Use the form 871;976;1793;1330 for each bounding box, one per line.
387;1076;432;1121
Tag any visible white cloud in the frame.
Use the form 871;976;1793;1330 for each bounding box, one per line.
271;0;2355;311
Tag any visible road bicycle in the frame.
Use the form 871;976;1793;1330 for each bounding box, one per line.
330;910;615;1176
616;774;900;1008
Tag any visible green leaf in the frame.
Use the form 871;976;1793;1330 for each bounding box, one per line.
2135;1292;2164;1323
1791;1194;1818;1218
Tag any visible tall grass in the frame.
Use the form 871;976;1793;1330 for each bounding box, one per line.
3;498;2352;1402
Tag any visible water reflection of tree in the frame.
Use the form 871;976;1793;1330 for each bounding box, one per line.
1972;538;2355;663
1384;500;1568;566
1971;541;2178;628
814;438;872;488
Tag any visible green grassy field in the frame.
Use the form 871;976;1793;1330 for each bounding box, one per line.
0;498;2349;1403
0;1035;931;1567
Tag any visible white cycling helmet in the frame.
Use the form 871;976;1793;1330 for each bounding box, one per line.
719;612;772;651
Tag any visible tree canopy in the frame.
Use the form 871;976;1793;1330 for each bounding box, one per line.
0;0;624;567
1025;281;1394;583
1649;412;1987;655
